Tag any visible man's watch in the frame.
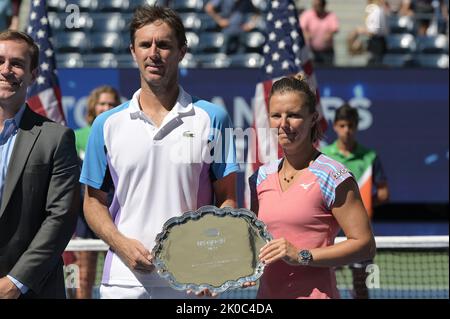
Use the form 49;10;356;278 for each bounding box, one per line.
298;249;313;266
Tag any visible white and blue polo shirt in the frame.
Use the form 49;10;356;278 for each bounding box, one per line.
80;86;239;286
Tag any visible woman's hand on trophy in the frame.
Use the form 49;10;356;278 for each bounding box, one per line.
186;288;218;298
241;281;257;288
259;237;299;265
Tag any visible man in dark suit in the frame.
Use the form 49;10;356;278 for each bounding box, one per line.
0;30;79;299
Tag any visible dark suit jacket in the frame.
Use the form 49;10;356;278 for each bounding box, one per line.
0;106;80;298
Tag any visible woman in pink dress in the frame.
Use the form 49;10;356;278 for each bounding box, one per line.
249;75;376;299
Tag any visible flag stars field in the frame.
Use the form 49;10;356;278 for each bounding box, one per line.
37;76;45;85
41;63;49;71
26;0;65;124
37;30;46;39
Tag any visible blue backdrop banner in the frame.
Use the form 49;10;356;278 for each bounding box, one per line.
59;68;449;204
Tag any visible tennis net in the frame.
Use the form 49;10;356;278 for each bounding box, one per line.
64;236;448;299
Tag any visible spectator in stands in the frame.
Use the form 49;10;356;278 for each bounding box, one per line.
398;0;415;17
1;0;13;31
17;0;30;32
249;75;376;299
416;0;448;35
73;85;121;299
205;0;260;54
0;30;79;298
416;0;436;35
385;0;403;13
321;103;389;299
299;0;339;66
80;5;238;299
9;0;21;30
351;0;389;65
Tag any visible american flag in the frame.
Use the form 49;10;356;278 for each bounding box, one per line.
26;0;65;124
244;0;327;207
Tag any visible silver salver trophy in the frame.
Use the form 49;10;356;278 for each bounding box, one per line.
152;205;273;294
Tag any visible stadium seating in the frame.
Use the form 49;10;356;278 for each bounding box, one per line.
197;32;226;53
83;53;119;68
416;34;449;54
45;0;264;68
180;53;199;68
128;0;154;10
54;32;90;53
382;53;415;67
48;0;447;69
48;12;64;32
388;15;415;34
198;13;221;32
62;12;94;32
90;32;126;53
47;0;67;11
240;31;265;54
58;53;138;69
229;53;264;68
56;53;84;68
96;0;132;12
49;0;151;13
65;0;98;12
196;53;231;68
185;32;200;53
91;13;128;32
386;34;417;54
180;13;202;31
115;54;138;68
415;54;449;68
251;0;269;11
172;0;204;13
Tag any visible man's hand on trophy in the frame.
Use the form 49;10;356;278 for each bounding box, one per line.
114;236;155;273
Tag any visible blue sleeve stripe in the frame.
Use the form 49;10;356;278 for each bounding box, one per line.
192;99;229;130
193;99;238;180
256;167;267;186
314;179;333;206
256;159;281;186
310;168;337;190
80;101;130;189
310;168;336;208
315;158;340;173
80;121;107;188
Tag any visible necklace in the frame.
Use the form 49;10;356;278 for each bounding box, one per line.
282;168;299;183
281;150;319;183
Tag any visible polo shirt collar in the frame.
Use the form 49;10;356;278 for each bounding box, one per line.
173;86;193;114
128;86;193;117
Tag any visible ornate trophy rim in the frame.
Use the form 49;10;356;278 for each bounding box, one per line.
152;205;273;294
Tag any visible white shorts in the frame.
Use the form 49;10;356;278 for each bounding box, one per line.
99;284;208;299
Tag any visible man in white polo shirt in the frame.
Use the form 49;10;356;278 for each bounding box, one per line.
80;5;239;299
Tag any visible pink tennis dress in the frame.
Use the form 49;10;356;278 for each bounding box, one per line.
250;154;354;299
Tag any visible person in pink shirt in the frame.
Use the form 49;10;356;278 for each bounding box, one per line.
248;74;375;299
300;0;339;65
